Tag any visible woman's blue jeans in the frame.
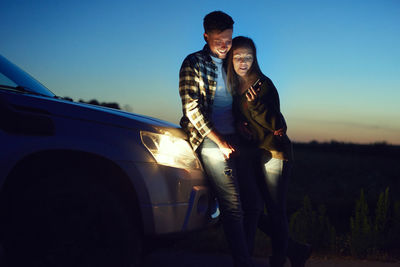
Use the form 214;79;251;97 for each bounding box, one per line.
197;135;253;267
237;148;291;266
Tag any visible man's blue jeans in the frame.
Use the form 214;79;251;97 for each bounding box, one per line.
197;135;253;267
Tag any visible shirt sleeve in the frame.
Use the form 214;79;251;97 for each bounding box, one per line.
179;56;213;137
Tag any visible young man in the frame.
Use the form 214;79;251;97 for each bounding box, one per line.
179;11;253;267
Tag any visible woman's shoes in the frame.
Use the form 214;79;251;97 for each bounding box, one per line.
287;242;312;267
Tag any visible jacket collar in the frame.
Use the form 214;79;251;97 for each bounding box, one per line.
201;44;214;63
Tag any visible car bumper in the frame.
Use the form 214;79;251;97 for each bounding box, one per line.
120;162;219;235
141;185;219;234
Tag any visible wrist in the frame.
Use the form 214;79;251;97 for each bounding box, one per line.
207;131;224;146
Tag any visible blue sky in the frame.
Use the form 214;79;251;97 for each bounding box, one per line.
1;0;399;144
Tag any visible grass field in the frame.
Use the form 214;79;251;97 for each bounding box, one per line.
167;142;400;260
288;142;400;233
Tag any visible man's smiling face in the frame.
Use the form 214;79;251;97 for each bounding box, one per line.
204;29;233;59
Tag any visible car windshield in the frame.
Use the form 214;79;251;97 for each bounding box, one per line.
0;54;55;98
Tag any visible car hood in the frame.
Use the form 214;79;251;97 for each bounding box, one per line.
4;91;184;137
55;97;181;132
67;99;178;128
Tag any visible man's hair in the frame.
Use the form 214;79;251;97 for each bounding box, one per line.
203;11;234;33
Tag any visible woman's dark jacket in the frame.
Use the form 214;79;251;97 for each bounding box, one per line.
234;76;293;161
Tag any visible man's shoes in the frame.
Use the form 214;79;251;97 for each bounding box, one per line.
269;255;286;267
287;241;312;267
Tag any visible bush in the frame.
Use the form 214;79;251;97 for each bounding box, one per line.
373;187;390;250
349;187;399;259
350;189;373;257
289;195;336;251
288;188;399;259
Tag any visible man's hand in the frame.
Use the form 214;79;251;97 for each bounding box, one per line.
207;131;235;159
218;140;235;159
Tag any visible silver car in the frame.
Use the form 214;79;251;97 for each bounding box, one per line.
0;54;218;266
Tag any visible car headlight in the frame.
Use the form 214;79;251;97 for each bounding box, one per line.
140;131;201;169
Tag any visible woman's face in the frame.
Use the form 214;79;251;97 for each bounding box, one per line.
232;47;254;78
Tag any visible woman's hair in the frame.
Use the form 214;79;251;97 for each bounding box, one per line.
226;36;263;95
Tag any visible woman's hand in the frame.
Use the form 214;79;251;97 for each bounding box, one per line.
274;127;287;137
245;83;261;102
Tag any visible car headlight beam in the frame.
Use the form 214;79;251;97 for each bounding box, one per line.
140;131;201;170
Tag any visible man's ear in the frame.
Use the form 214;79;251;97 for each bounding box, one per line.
203;33;208;43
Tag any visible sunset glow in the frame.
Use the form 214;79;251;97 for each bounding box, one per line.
1;0;399;144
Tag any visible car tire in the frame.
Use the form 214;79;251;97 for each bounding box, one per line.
2;156;142;267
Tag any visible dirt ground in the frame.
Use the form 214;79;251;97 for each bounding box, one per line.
143;250;400;267
1;243;399;266
304;257;400;267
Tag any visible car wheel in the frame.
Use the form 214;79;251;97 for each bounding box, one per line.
2;158;142;267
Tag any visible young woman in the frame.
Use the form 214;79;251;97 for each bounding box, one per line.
226;36;294;267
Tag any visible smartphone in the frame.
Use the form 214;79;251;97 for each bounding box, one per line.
250;78;263;92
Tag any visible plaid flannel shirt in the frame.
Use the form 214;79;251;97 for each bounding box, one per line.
179;45;218;151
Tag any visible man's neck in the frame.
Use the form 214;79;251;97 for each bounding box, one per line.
210;54;223;64
209;52;221;59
